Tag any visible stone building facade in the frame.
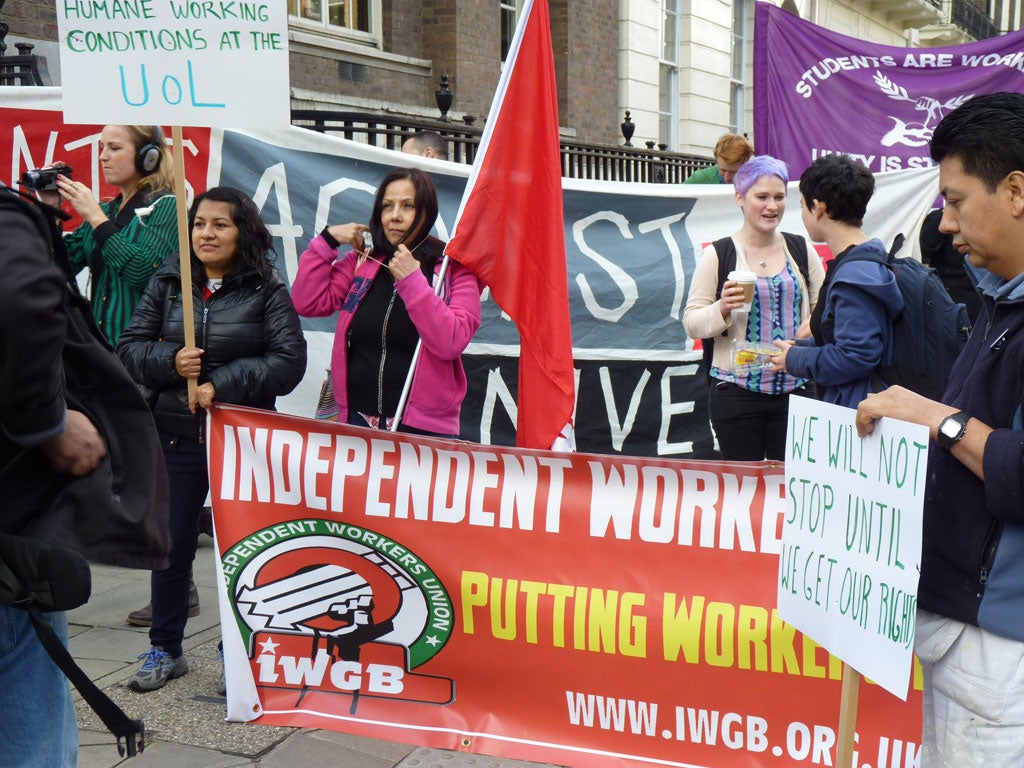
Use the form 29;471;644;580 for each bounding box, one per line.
1;0;1014;155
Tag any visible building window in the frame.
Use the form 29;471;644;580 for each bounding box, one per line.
659;0;680;149
501;0;520;62
290;0;371;34
730;0;749;135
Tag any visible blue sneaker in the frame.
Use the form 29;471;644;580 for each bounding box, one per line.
128;646;188;692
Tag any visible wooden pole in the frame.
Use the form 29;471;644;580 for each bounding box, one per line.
836;664;861;768
170;126;197;403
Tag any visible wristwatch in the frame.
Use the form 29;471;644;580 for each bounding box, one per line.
937;411;969;450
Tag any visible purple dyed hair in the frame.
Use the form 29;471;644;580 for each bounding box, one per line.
733;155;789;197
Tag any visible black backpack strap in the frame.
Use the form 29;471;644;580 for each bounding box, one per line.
782;232;811;287
0;535;147;758
712;237;737;300
702;238;737;378
888;233;906;260
23;603;145;757
0;184;71;225
830;247;889;276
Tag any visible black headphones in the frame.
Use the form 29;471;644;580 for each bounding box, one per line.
135;126;163;175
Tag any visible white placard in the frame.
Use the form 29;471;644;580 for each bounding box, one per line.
55;1;289;128
779;397;928;700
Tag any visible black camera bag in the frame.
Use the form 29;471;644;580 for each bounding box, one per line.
0;531;91;611
0;518;145;758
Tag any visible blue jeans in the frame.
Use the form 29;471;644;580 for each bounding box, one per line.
0;607;77;767
149;433;208;658
0;449;77;766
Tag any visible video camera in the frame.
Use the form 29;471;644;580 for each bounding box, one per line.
19;164;72;192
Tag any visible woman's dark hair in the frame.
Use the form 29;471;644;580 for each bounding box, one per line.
798;154;874;227
188;186;275;287
368;168;444;268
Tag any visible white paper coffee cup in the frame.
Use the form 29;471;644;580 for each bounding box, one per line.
728;270;757;311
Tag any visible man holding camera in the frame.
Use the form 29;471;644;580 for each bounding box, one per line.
0;183;107;766
1;172;170;764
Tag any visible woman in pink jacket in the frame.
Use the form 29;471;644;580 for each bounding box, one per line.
291;168;481;437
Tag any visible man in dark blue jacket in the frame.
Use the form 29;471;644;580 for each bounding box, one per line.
856;92;1024;766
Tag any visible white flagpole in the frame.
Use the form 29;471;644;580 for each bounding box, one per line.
391;0;536;435
389;255;451;432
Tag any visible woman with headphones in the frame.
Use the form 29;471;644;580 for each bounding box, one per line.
53;125;177;346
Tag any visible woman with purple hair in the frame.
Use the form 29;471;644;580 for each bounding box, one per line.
683;155;825;460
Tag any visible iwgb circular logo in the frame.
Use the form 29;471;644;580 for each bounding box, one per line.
222;519;453;668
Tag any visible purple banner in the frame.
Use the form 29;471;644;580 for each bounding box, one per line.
754;2;1024;177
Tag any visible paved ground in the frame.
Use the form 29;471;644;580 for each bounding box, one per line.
68;535;561;768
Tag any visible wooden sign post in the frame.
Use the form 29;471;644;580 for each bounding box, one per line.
170;126;197;400
837;665;862;767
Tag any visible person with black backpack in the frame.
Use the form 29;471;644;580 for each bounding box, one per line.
0;184;170;764
683;155;824;460
920;205;983;324
770;154;904;408
0;185;99;767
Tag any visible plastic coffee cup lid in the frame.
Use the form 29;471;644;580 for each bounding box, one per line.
728;270;757;282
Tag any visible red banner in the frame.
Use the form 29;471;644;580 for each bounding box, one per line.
0;98;212;230
209;405;922;768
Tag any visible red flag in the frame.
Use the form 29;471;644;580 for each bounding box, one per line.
445;0;574;450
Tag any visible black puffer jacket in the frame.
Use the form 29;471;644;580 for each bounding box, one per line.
117;253;307;440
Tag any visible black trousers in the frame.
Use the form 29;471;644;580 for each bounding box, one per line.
708;380;816;461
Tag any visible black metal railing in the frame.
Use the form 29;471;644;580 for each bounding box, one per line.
560;138;709;183
0;42;47;86
951;0;1000;39
291;110;483;164
290;109;712;183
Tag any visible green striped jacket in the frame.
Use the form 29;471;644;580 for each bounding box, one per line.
64;190;177;345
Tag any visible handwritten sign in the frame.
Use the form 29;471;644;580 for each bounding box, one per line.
779;397;927;700
55;1;289;127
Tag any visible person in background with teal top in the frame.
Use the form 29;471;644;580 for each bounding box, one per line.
684;133;755;185
49;125;177;345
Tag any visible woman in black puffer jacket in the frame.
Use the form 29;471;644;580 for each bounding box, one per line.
116;186;306;693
